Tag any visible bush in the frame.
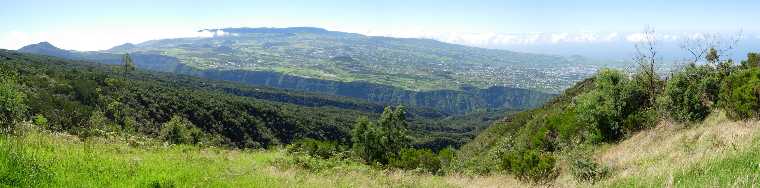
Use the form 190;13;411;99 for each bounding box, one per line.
437;147;455;173
661;65;720;122
569;153;610;184
0;80;27;132
621;108;657;135
351;106;410;165
574;69;628;142
719;68;760;119
78;110;113;138
740;53;760;69
160;115;204;145
574;69;657;142
32;114;48;128
389;148;442;174
500;149;558;184
287;138;345;159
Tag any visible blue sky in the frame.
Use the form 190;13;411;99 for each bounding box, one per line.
1;0;758;51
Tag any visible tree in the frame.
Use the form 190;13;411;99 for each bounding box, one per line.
575;69;628;142
741;53;760;68
680;32;741;65
633;27;662;106
351;105;410;164
160;115;203;145
0;77;27;131
123;53;135;75
661;65;719;122
706;48;719;65
377;105;410;158
719;66;760;119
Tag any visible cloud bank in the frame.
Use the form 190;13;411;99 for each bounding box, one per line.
1;26;751;52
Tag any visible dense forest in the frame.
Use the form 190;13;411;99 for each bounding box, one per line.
0;50;507;150
20;40;557;115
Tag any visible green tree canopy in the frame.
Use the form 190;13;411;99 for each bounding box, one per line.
351;105;410;164
123;53;135;74
0;70;27;131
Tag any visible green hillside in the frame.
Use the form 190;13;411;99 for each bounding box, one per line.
3;49;760;187
101;27;594;92
19;39;558;115
453;51;760;185
0;50;505;149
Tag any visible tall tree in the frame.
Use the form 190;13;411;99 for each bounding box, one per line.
351;105;410;164
633;27;661;106
123;53;135;75
0;75;27;131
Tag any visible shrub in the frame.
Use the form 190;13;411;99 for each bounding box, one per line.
740;53;760;69
0;80;27;132
569;153;610;184
79;110;112;138
661;65;720;122
719;68;760;119
500;149;558;184
287;138;344;159
389;148;442;174
160;115;203;145
32;114;48;128
574;69;657;142
621;108;657;135
351;106;410;165
437;147;455;173
574;70;628;142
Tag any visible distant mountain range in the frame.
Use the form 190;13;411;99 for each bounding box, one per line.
18;27;604;114
22;27;601;92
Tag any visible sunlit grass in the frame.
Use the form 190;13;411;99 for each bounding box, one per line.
593;111;760;187
0;127;460;187
3;112;759;188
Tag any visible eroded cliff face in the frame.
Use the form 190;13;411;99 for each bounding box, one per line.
19;47;555;115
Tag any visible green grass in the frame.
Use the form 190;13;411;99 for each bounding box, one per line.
672;147;760;187
595;114;760;188
3;118;758;187
602;144;760;188
0;131;285;187
0;128;460;188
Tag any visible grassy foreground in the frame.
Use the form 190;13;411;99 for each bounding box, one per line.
0;126;524;188
2;112;759;188
591;111;760;187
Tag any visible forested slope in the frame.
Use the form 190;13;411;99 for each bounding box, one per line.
19;33;560;115
0;50;501;149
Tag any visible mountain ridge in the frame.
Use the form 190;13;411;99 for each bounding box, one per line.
18;34;559;114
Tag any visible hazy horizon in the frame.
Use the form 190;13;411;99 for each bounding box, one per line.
2;0;758;60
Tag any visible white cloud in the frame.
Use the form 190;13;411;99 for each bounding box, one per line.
602;32;619;41
550;33;569;43
4;25;741;51
352;28;638;47
661;34;680;41
625;33;647;43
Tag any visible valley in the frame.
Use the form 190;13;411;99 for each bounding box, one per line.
2;1;759;187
